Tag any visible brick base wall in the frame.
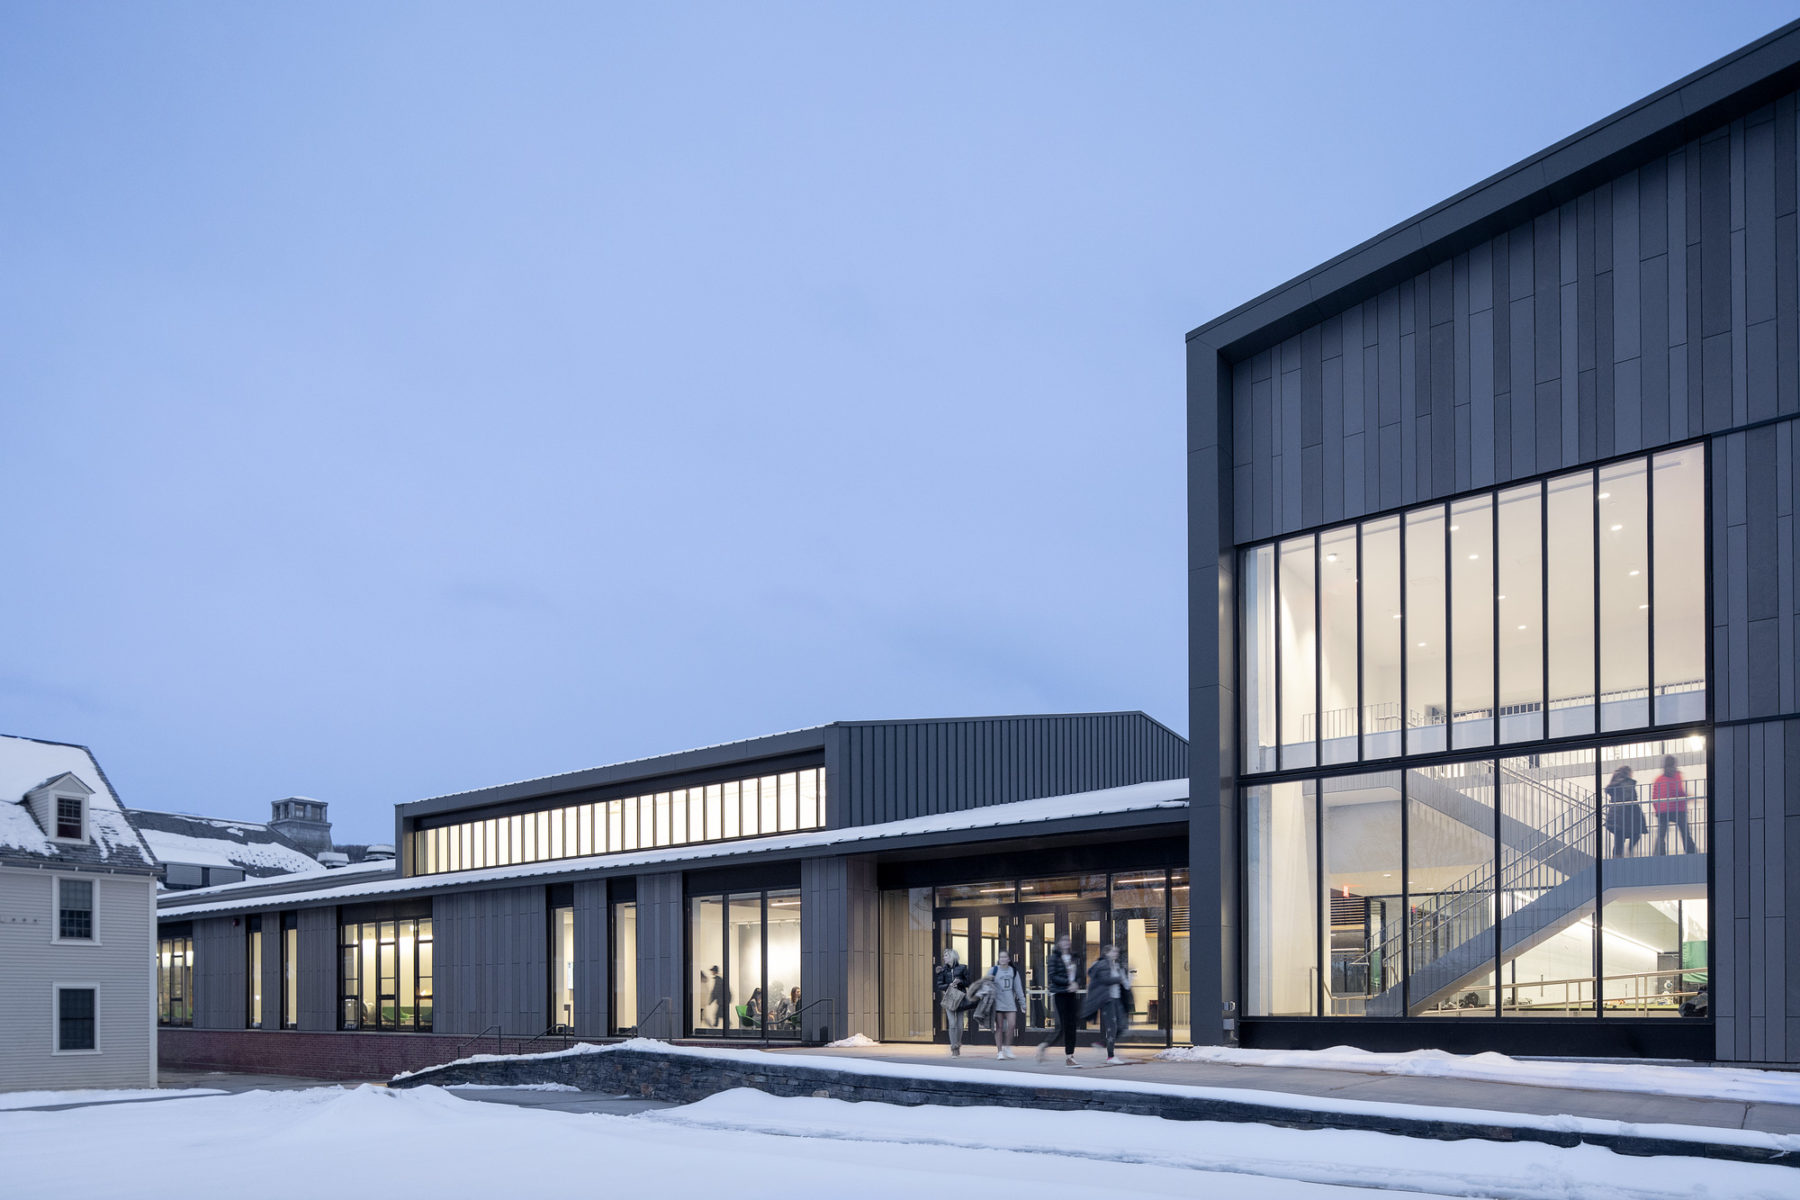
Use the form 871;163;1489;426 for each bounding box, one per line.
157;1028;606;1081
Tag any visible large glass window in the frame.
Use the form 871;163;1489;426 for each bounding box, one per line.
1450;495;1494;749
158;935;193;1027
1361;517;1404;759
1323;772;1402;1016
1499;749;1596;1016
689;888;802;1039
1652;448;1707;723
1244;734;1708;1024
339;917;433;1031
1242;447;1705;771
1496;484;1544;743
247;917;263;1029
1599;460;1651;730
1547;471;1597;738
281;915;299;1030
1319;525;1360;764
409;766;829;877
612;900;638;1035
1245;781;1317;1015
1279;536;1318;769
552;905;575;1032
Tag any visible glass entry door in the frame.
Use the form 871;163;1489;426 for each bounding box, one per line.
1019;907;1104;1032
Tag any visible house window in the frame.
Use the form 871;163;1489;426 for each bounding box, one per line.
56;986;97;1052
56;878;95;941
55;795;84;840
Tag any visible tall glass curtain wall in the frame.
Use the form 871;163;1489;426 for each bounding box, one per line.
158;935;193;1026
339;919;435;1030
878;870;1190;1044
1242;448;1705;771
411;768;826;877
689;889;802;1038
1245;737;1708;1018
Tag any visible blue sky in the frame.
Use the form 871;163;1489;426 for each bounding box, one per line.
2;3;1792;840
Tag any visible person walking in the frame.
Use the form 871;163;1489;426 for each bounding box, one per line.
933;948;972;1057
1651;755;1697;856
986;950;1027;1059
1081;944;1130;1065
1603;765;1646;858
1034;934;1084;1065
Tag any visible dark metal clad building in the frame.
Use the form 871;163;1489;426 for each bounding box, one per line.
1189;21;1800;1064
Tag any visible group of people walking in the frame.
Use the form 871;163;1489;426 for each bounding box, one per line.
933;935;1132;1066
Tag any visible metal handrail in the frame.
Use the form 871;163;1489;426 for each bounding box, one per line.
455;1024;503;1058
635;996;671;1040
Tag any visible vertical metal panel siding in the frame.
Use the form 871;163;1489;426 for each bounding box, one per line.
1232;100;1800;537
830;714;1188;829
193;915;245;1030
296;907;336;1032
435;886;547;1036
634;872;684;1040
799;855;879;1045
259;909;282;1027
572;878;609;1035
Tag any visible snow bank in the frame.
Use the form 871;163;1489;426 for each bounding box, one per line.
653;1087;1798;1200
3;1081;1794;1200
1154;1044;1800;1107
825;1034;879;1048
393;1039;1800;1153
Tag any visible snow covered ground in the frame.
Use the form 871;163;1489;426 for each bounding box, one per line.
4;1083;1795;1200
1157;1044;1800;1106
0;1086;224;1111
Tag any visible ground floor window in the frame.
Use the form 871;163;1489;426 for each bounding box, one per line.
281;914;299;1029
880;868;1189;1045
340;917;434;1030
1245;733;1708;1020
247;917;263;1029
158;935;193;1026
551;904;575;1031
689;888;801;1038
55;985;97;1052
612;899;638;1034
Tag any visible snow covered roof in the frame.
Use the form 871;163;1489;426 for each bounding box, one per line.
128;808;325;877
0;734;158;873
159;777;1187;918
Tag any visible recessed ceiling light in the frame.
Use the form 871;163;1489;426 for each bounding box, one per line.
1611;524;1623;532
1417;641;1428;648
1629;569;1640;577
1326;553;1337;562
1449;524;1460;532
1468;553;1480;560
1517;624;1528;631
1598;491;1611;500
1497;594;1507;600
1393;613;1402;620
1638;603;1649;610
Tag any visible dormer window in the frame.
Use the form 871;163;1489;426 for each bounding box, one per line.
56;795;85;840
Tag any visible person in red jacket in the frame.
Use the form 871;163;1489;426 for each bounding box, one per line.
1651;755;1697;856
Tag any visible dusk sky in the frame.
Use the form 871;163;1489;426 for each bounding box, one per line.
3;3;1792;841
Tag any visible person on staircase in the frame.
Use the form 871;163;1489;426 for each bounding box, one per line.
1604;764;1647;857
1651;755;1697;856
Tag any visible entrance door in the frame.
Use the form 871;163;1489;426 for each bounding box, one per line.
1020;907;1104;1035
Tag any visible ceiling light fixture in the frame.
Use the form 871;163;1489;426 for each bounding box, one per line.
1611;523;1624;532
1598;491;1611;500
